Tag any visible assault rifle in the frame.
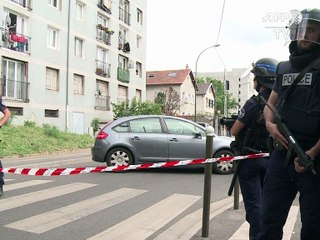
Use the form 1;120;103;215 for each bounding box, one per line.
260;96;317;175
220;115;238;130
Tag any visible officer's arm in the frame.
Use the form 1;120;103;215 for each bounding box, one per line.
231;120;245;137
263;91;288;148
0;108;10;127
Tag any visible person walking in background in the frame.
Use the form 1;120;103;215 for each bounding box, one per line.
230;57;279;240
258;8;320;240
0;97;11;197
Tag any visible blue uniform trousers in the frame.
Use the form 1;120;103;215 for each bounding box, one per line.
238;157;268;240
257;150;320;240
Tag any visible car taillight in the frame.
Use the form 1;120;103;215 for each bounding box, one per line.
96;131;108;139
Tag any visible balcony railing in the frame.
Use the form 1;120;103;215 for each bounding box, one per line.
0;78;29;102
119;7;131;25
1;28;31;53
95;94;110;111
96;25;113;45
10;0;33;10
96;60;111;78
97;0;112;14
117;67;130;83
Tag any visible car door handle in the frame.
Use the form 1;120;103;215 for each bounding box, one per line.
130;136;140;140
169;138;179;142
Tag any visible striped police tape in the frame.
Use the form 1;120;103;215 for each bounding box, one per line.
0;152;269;176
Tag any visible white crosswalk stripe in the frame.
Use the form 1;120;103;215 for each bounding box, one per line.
0;182;96;212
5;188;147;234
87;193;201;240
0;179;300;240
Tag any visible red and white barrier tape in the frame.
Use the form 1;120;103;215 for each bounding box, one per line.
0;152;269;176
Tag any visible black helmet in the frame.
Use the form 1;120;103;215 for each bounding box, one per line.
288;8;320;45
251;58;279;89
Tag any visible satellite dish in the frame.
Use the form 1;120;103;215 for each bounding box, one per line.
5;15;11;26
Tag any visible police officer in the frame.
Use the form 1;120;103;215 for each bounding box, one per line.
258;8;320;240
0;97;11;197
230;57;279;240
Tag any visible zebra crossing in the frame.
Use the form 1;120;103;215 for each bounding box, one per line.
0;178;300;240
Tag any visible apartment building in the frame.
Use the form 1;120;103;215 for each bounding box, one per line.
0;0;146;134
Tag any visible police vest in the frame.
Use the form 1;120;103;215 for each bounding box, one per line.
276;61;320;149
238;95;269;153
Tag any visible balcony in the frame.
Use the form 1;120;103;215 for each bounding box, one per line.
96;24;114;45
0;78;29;102
119;7;131;25
96;60;111;78
1;28;31;53
95;94;110;111
97;0;112;14
10;0;33;10
117;67;129;83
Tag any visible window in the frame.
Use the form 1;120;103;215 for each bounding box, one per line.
45;109;59;118
1;58;28;101
118;55;128;70
136;62;142;77
117;85;128;104
76;2;84;20
46;67;59;91
137;8;143;25
165;118;205;136
48;0;59;9
74;37;83;57
47;27;58;49
136;35;142;49
129;118;162;133
8;107;23;116
136;89;141;101
73;74;84;95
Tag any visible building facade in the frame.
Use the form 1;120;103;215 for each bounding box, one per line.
197;67;255;115
0;0;146;134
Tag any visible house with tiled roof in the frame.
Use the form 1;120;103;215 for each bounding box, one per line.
196;83;215;116
146;69;197;116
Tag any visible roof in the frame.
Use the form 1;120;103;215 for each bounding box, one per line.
146;69;194;86
196;82;215;96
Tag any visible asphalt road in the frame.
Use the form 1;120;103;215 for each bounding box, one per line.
0;149;301;240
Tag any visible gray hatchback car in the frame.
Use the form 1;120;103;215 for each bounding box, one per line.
91;115;235;174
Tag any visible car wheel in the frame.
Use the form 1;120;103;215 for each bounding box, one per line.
212;149;234;175
106;147;133;166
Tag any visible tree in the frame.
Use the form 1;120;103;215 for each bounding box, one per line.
154;87;180;116
112;97;162;118
197;77;237;116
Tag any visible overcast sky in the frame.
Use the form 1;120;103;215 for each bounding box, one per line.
146;0;319;73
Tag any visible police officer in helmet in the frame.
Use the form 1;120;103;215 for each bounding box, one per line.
258;8;320;240
230;57;279;240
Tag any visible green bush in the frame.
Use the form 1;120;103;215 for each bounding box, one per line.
24;120;36;128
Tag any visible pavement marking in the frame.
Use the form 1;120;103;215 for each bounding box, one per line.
228;205;299;240
283;206;299;240
5;188;147;234
4;179;15;182
155;195;243;240
87;193;201;240
4;180;53;191
228;221;249;240
0;182;96;212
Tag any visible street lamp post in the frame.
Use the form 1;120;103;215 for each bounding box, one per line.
194;44;220;122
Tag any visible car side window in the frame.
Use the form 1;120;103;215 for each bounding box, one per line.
165;118;206;136
113;122;130;132
129;118;162;133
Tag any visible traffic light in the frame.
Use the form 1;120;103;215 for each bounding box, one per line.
225;80;230;90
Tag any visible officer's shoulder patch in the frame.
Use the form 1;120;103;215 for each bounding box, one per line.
239;108;245;118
